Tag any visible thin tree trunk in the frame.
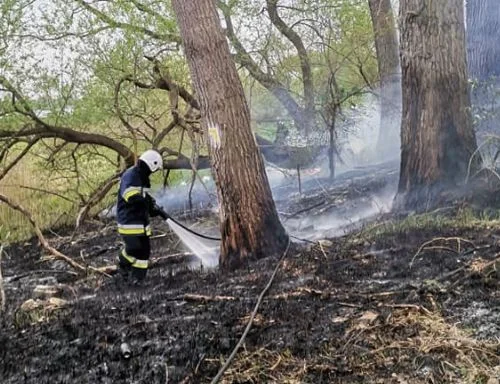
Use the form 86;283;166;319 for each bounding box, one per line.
328;111;336;180
171;0;289;270
266;0;315;135
395;0;481;210
368;0;401;159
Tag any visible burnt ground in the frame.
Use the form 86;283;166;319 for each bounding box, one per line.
1;163;500;384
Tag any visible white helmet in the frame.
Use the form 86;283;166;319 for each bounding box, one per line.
139;149;163;172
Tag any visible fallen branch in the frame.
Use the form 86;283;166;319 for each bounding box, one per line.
183;293;237;303
447;253;500;290
410;237;476;269
4;269;79;283
281;200;326;219
0;193;86;273
0;243;5;312
149;252;193;266
210;239;291;384
378;303;433;316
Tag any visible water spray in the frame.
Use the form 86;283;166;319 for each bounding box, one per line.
154;203;221;267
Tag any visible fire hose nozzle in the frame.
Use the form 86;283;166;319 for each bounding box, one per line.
156;205;170;220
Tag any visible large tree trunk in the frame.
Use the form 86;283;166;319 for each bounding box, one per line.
171;0;289;270
466;0;500;81
466;0;500;136
368;0;401;159
395;0;481;210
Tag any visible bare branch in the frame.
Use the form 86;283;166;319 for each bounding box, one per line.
266;0;315;118
114;76;140;158
11;26;113;41
74;0;181;44
153;120;177;148
0;193;86;273
76;171;121;228
0;138;40;181
18;185;76;203
217;1;305;128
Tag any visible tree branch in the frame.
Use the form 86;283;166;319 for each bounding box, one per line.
74;0;181;44
0;193;86;273
164;155;211;170
18;185;76;203
76;171;121;228
217;1;306;128
0;124;134;165
0;138;40;182
266;0;315;122
145;56;200;110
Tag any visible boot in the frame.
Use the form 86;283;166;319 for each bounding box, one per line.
130;264;147;286
117;251;134;280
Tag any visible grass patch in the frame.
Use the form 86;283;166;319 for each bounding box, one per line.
14;297;67;329
357;207;500;242
0;149;208;242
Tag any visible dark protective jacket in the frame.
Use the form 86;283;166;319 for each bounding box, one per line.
116;160;156;236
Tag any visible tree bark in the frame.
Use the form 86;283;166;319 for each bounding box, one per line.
368;0;401;159
466;0;500;136
466;0;500;81
171;0;289;270
396;0;481;211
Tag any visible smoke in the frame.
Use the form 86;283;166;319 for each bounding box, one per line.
102;92;402;268
307;91;401;177
282;183;397;242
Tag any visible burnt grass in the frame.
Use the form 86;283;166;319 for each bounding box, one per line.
1;167;500;383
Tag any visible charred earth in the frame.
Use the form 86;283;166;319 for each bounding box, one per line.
1;162;499;383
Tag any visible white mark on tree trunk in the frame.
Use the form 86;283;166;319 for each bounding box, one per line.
208;122;221;149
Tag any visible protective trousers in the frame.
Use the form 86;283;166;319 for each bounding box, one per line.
118;235;151;281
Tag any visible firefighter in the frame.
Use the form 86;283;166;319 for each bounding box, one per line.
116;149;163;283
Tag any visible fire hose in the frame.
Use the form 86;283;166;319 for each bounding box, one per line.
155;203;319;244
154;204;222;241
153;203;317;245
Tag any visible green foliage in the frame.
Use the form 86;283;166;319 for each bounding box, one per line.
1;0;381;241
237;0;378;139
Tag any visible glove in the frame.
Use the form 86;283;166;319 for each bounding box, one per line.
150;205;161;218
153;203;170;220
146;194;161;217
145;194;170;219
